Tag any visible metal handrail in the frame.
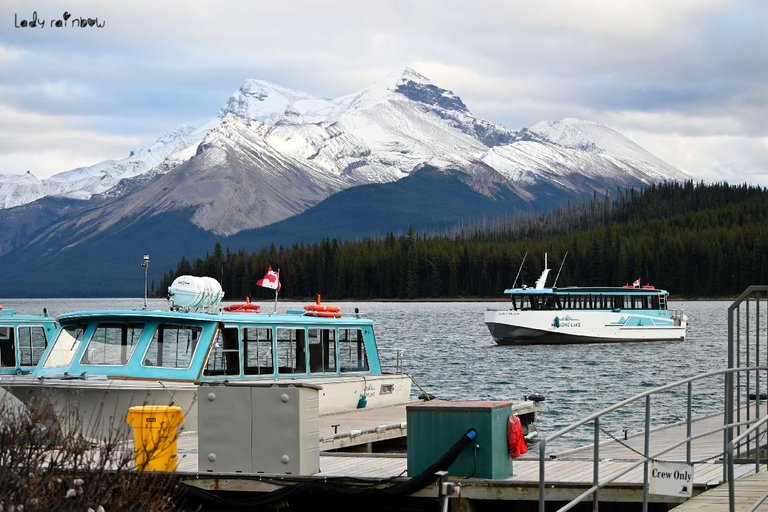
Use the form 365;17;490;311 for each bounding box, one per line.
538;365;768;512
726;414;768;512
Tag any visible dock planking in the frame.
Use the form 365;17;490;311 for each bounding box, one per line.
670;470;768;511
175;401;759;508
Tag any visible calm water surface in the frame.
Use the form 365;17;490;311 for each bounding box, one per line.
1;298;728;450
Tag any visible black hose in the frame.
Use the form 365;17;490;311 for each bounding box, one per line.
379;427;477;496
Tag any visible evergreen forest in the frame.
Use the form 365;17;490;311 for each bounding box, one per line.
157;181;768;300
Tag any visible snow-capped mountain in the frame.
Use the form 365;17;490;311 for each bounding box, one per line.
0;68;687;232
0;68;693;296
0;124;207;209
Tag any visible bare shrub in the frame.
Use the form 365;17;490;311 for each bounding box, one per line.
0;391;187;511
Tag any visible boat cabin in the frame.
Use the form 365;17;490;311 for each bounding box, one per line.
504;287;669;312
35;309;380;381
0;307;57;375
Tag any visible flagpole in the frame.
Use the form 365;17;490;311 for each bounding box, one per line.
273;269;280;314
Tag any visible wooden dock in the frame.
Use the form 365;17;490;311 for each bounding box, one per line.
670;470;768;511
171;402;764;510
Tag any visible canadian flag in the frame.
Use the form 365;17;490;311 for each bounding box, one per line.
257;266;281;291
633;278;641;288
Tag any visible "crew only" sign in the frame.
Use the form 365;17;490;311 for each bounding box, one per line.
649;461;694;497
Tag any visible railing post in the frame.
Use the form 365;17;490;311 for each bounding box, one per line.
727;440;736;512
687;380;692;464
726;304;735;482
593;417;599;512
642;395;650;512
539;438;547;512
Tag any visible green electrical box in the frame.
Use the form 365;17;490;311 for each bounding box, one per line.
406;400;514;479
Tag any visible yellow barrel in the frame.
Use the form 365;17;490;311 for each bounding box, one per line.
126;405;185;471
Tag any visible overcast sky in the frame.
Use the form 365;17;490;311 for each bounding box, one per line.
2;0;767;184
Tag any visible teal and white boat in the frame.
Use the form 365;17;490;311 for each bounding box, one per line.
0;306;57;376
485;257;688;345
2;277;412;440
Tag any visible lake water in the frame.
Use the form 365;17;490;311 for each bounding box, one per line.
0;297;729;451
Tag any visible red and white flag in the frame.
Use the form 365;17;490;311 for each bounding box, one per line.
257;266;281;291
633;278;641;287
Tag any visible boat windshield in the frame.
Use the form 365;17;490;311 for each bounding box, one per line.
141;323;202;369
43;324;87;368
80;322;144;366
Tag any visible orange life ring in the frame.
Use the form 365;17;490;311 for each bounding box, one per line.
304;293;341;314
304;304;341;313
224;298;260;313
642;285;656;290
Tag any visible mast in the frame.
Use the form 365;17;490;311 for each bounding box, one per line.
552;251;568;288
534;253;551;289
512;251;528;288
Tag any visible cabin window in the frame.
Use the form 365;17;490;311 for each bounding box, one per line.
0;326;14;367
277;328;306;374
17;326;48;367
308;328;336;373
43;324;86;368
339;328;368;372
204;327;240;376
243;327;273;375
81;323;143;366
143;324;201;369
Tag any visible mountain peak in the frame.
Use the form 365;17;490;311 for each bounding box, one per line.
393;68;467;113
219;79;342;124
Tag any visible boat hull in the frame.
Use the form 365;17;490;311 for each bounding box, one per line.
485;309;687;345
2;374;412;442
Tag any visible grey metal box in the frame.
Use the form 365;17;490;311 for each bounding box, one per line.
198;383;320;474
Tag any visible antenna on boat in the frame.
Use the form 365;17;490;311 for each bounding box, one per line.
512;251;528;288
141;253;150;310
552;251;568;288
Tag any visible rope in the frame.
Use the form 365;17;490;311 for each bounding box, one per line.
407;373;435;400
597;425;768;465
158;381;198;421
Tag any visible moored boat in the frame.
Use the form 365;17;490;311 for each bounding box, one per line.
0;305;57;376
2;278;413;440
485;256;688;345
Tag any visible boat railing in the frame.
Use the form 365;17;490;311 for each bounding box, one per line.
537;365;768;512
378;348;406;374
669;309;687;323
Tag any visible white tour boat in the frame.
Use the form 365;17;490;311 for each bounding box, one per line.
485;256;688;345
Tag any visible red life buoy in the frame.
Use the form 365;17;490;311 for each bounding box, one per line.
224;297;260;313
304;304;341;313
303;293;341;316
507;415;528;458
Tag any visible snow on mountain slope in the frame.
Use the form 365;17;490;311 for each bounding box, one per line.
481;118;688;190
224;68;506;186
85;114;345;236
0;124;209;209
529;118;688;180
